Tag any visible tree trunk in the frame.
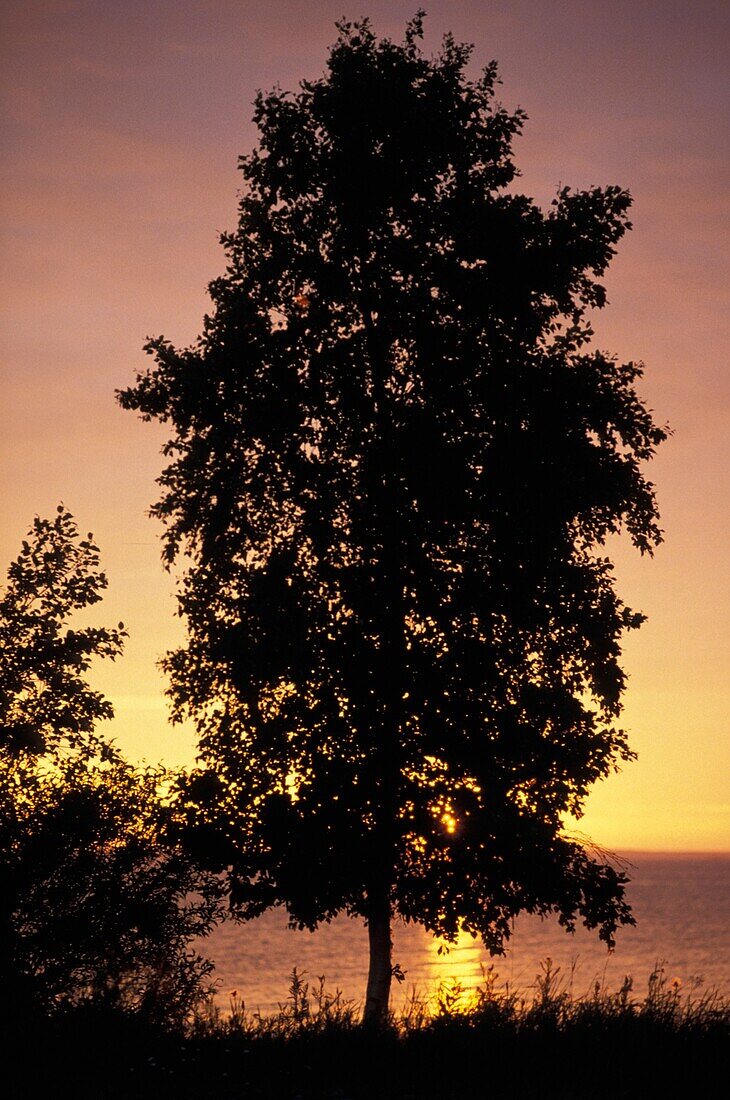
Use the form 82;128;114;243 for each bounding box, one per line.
363;899;392;1026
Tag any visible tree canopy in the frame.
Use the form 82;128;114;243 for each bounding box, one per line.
0;506;125;758
119;14;666;1022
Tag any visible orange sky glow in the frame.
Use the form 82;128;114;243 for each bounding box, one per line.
1;1;728;851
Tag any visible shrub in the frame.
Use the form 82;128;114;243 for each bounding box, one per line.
0;753;224;1029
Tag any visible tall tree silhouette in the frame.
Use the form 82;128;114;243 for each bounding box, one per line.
120;15;666;1023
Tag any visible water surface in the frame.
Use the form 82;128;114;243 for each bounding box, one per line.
202;853;729;1013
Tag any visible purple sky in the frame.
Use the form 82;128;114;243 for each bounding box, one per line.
1;1;728;848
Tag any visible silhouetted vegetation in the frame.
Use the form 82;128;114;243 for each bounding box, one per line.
0;511;224;1031
0;506;125;758
119;12;667;1021
8;965;729;1099
0;754;223;1028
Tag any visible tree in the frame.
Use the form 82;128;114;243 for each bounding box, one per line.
0;506;125;758
0;510;223;1025
119;15;667;1024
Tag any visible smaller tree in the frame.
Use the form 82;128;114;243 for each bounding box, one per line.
0;509;224;1026
0;506;125;758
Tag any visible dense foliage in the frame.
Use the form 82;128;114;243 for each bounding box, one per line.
119;15;666;1017
0;755;221;1026
0;510;223;1025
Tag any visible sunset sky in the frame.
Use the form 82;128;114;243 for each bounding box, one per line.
1;0;728;851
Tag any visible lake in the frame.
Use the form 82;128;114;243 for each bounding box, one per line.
202;853;729;1014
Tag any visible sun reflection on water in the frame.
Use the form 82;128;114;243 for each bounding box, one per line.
424;928;488;1005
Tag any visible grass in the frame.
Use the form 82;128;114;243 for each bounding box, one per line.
7;963;729;1099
